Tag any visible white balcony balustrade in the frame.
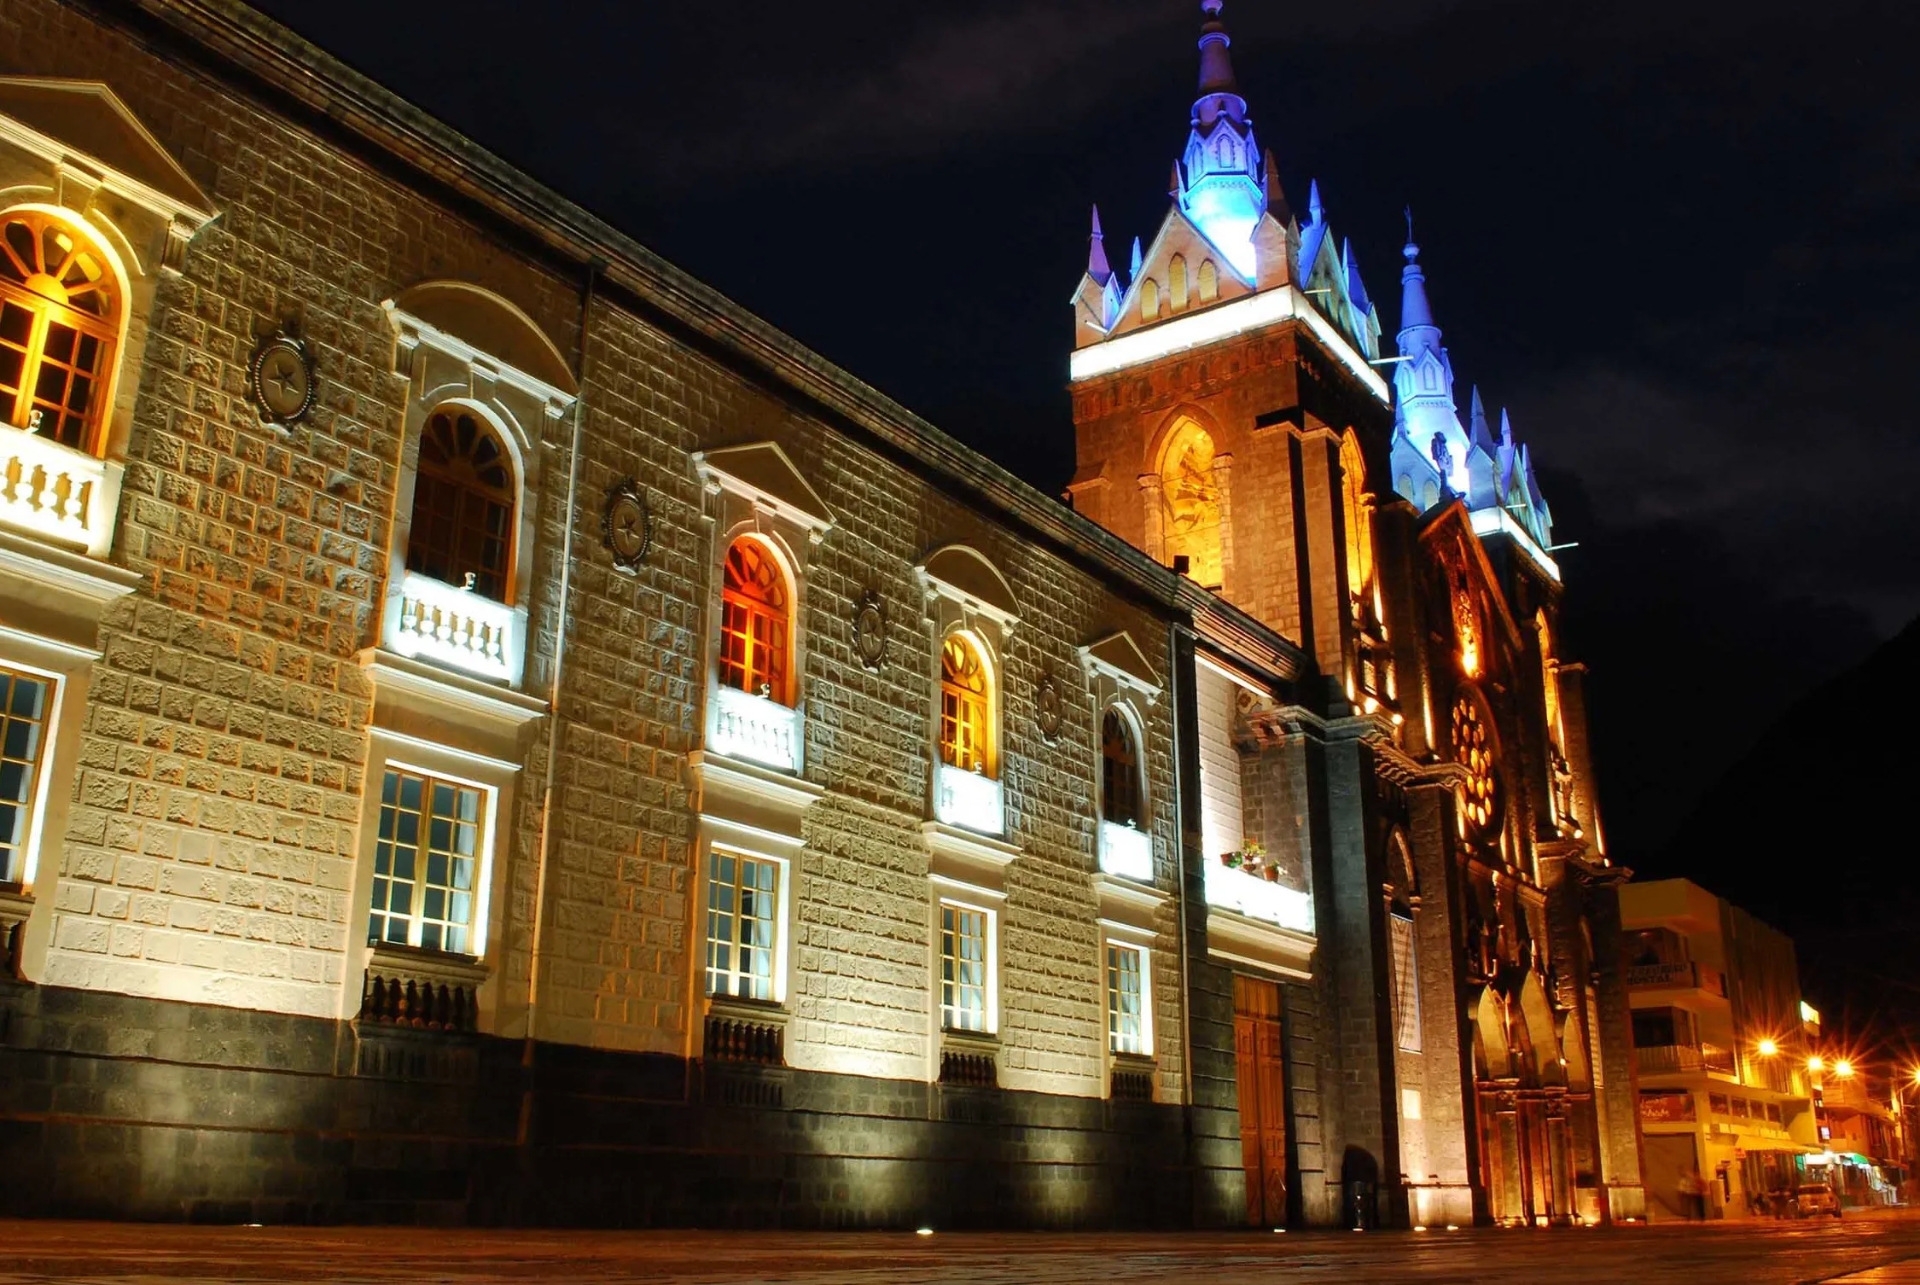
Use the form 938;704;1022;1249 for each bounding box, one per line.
1204;859;1314;934
708;682;802;773
0;427;111;555
386;571;516;682
934;762;1004;835
1098;820;1153;883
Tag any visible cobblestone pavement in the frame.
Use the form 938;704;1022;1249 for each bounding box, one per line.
3;1211;1919;1284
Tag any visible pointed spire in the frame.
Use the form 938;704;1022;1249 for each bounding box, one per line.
1263;149;1289;224
1129;236;1143;280
1399;233;1435;334
1468;387;1495;450
1308;178;1324;225
1499;407;1516;450
1087;205;1112;285
1344;238;1373;316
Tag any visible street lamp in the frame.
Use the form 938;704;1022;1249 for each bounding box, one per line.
1809;1055;1826;1073
1834;1059;1855;1079
1757;1038;1779;1057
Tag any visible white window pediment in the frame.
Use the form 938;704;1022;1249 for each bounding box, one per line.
917;544;1019;638
694;441;833;545
1078;630;1162;705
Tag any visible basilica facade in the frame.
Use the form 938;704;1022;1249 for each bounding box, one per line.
0;0;1642;1228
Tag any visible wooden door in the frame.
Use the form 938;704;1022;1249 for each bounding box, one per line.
1234;975;1289;1226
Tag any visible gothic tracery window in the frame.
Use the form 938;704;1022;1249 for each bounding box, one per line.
719;537;791;704
0;210;119;454
1339;431;1374;609
1452;691;1498;834
407;407;516;601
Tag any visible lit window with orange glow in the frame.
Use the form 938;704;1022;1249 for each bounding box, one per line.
1340;431;1374;609
1453;586;1480;677
1451;692;1498;834
719;538;791;704
0;210;119;454
1536;611;1563;749
939;633;994;777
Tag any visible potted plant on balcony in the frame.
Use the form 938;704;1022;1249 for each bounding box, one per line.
1220;850;1244;870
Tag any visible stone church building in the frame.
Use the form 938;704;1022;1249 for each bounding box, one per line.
0;0;1644;1227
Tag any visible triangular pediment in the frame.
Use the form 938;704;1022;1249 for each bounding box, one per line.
0;77;212;217
1080;630;1161;696
695;441;833;533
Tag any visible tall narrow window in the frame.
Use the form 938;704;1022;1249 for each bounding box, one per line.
0;210;119;454
719;538;791;704
1197;258;1219;303
369;766;485;955
939;633;994;776
706;849;779;1001
940;901;989;1032
1169;255;1189;312
1140;278;1160;321
1390;908;1422;1052
1101;708;1143;827
0;666;52;884
1108;942;1147;1055
1340;431;1374;605
1158;418;1224;590
407;407;516;601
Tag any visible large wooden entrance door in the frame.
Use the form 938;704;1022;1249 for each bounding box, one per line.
1234;975;1288;1226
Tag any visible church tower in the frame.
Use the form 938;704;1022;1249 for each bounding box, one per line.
1067;0;1390;699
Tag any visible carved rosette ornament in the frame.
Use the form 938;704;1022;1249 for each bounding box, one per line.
247;327;316;430
853;590;887;671
601;479;653;573
1035;675;1063;742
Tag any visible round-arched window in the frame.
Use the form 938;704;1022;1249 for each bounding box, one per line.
0;209;120;453
406;407;516;602
939;632;994;777
1101;707;1144;828
719;537;791;704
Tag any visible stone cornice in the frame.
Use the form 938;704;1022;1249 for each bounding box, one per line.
117;0;1319;671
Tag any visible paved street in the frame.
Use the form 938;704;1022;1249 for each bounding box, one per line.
2;1212;1919;1284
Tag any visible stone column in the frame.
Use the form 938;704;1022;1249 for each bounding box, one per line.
1212;453;1235;592
1139;473;1166;566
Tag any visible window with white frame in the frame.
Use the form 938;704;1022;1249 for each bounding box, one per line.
368;765;487;955
1107;941;1149;1056
1390;908;1421;1053
705;848;780;1002
0;664;52;885
940;900;991;1033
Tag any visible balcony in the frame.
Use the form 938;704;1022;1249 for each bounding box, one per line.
934;762;1004;835
386;571;516;683
0;427;112;556
708;683;802;773
1636;1042;1735;1078
1204;859;1313;934
1098;820;1153;883
1626;959;1727;997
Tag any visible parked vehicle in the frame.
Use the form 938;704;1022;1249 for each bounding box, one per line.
1794;1183;1842;1218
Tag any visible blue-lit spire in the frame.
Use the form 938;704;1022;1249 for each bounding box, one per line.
1087;205;1112;285
1174;0;1265;279
1129;235;1143;281
1392;230;1468;495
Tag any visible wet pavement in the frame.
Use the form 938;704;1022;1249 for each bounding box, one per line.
2;1209;1918;1284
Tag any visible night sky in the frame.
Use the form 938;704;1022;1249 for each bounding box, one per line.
249;3;1917;922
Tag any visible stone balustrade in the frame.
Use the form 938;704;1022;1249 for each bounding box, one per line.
0;427;106;551
386;571;515;682
1203;859;1314;934
1098;820;1153;883
934;762;1004;835
708;682;802;772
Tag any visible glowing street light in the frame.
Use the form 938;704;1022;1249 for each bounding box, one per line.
1757;1038;1778;1057
1834;1059;1855;1079
1809;1055;1826;1073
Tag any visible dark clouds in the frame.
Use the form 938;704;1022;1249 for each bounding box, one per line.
254;0;1920;860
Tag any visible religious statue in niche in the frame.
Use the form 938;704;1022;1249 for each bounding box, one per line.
1158;421;1224;590
1453;583;1480;677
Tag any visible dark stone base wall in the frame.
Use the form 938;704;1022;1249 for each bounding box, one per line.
0;982;1204;1228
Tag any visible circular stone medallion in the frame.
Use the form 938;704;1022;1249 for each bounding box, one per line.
602;480;653;572
248;332;315;428
853;591;887;671
1035;675;1063;742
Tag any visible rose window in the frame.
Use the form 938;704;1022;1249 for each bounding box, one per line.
1451;693;1498;832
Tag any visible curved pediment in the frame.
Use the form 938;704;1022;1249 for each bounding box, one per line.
917;544;1017;622
388;280;575;397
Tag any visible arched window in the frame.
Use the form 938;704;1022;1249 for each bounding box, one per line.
1197;258;1219;303
407;407;516;601
0;210;119;454
719;537;791;704
1339;431;1374;607
1140;278;1160;322
1168;255;1189;312
1101;707;1143;827
939;632;994;777
1157;418;1223;590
